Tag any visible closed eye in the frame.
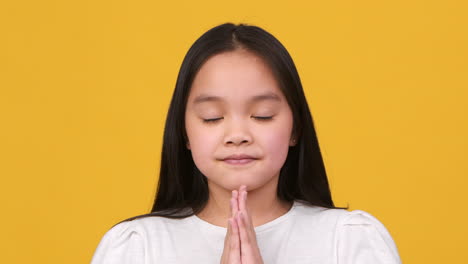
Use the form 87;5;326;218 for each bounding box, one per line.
202;116;274;124
252;116;273;121
202;117;223;123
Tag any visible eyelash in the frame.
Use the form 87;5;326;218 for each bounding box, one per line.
202;116;273;123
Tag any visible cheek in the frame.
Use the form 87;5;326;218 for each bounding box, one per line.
262;127;291;166
257;111;294;171
190;136;215;162
186;121;219;170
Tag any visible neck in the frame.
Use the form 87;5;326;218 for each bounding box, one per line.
196;175;293;228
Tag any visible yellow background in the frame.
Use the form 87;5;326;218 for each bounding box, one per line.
1;0;467;263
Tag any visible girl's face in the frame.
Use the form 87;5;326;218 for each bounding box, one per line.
185;49;295;192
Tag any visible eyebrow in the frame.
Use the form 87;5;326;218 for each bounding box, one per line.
193;92;282;105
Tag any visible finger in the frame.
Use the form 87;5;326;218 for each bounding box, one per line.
229;216;241;263
238;188;254;229
237;211;253;258
230;197;236;218
238;187;246;212
239;185;247;199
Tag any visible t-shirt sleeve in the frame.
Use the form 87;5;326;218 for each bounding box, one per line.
336;210;402;264
91;221;146;264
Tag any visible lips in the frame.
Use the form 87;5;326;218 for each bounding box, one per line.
222;154;258;165
222;154;257;160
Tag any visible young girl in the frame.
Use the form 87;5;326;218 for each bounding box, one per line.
91;23;401;264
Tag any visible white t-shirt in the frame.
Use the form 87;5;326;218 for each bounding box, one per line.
91;200;401;263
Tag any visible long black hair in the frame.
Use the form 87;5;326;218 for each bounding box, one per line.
122;22;346;223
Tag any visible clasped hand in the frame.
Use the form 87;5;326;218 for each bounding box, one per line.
220;185;264;264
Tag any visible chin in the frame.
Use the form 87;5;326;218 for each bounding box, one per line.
209;173;276;192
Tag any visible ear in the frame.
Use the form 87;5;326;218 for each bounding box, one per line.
289;137;297;147
186;141;191;150
289;126;298;147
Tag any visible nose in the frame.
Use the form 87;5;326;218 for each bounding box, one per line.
224;117;253;146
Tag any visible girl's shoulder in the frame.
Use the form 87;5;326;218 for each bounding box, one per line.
91;214;193;263
97;213;194;241
293;201;401;263
293;200;391;228
91;219;145;263
334;209;401;263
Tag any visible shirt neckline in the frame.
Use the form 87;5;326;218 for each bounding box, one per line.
190;200;299;235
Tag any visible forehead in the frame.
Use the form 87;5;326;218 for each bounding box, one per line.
187;50;285;106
